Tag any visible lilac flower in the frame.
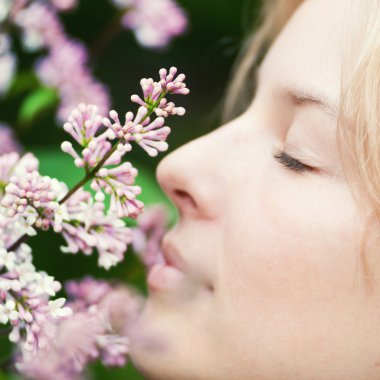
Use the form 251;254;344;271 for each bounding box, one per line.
104;106;171;157
13;2;64;51
131;67;189;118
0;300;19;323
65;276;112;306
0;153;48;239
113;0;188;49
0;152;20;188
1;169;68;234
0;242;72;355
62;103;145;219
0;34;16;96
37;41;111;122
61;103;127;170
49;0;78;11
12;1;110;122
0;124;21;155
17;311;103;380
132;205;168;268
91;163;144;218
61;190;132;269
17;279;143;380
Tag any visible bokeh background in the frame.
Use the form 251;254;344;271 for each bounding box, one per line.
0;0;259;378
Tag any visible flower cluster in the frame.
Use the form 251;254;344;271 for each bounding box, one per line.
0;151;132;269
17;277;143;380
61;190;132;269
132;205;168;268
0;0;188;123
112;0;188;48
49;0;78;12
0;124;21;155
13;1;111;121
0;242;72;353
0;33;16;95
0;66;187;378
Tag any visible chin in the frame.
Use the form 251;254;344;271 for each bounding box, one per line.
128;303;179;380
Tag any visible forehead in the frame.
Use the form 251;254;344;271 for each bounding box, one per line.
258;0;352;106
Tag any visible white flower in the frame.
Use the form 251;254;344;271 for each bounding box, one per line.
0;279;10;291
0;0;11;23
48;298;73;318
15;210;38;236
0;300;19;324
33;272;61;296
98;252;120;270
15;261;36;287
53;204;69;233
0;248;16;271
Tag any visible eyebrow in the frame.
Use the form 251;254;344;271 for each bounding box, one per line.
279;86;339;119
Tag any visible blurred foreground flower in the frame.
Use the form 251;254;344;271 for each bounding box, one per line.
17;278;143;380
112;0;188;48
0;124;21;154
132;205;168;268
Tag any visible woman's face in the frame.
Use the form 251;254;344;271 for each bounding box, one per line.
129;1;380;379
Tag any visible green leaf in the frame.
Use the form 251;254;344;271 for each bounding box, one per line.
18;87;58;126
6;71;39;98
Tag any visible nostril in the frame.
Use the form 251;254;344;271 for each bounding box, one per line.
173;189;197;210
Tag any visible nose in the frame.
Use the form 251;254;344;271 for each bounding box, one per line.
156;129;226;220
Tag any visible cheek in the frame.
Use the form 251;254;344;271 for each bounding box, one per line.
213;171;366;356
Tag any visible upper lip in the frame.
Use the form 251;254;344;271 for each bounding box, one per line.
161;235;187;272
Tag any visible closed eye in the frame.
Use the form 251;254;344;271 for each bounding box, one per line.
273;150;315;173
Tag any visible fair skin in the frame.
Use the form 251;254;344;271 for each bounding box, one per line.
129;1;380;379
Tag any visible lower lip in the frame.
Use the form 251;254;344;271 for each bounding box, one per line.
147;263;186;291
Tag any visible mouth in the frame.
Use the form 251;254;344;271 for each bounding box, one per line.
147;235;188;291
161;236;187;272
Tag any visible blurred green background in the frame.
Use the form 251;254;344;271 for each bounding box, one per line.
0;0;259;378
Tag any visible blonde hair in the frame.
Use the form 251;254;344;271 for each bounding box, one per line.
224;0;380;224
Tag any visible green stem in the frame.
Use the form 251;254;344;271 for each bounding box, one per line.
59;143;118;204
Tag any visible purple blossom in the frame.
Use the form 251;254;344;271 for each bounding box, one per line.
1;169;68;234
0;153;41;243
0;67;189;376
0;152;20;187
49;0;78;11
61;190;132;269
131;67;189;118
17;278;143;380
0;242;72;355
13;2;64;51
115;0;188;49
0;124;21;155
0;34;16;96
91;163;144;219
104;106;171;157
11;2;110;122
132;205;168;268
17;311;103;380
61;103;126;169
37;41;111;122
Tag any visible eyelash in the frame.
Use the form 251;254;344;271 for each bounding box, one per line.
273;150;314;173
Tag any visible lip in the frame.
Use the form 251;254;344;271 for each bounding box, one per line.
161;236;187;272
147;236;188;291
